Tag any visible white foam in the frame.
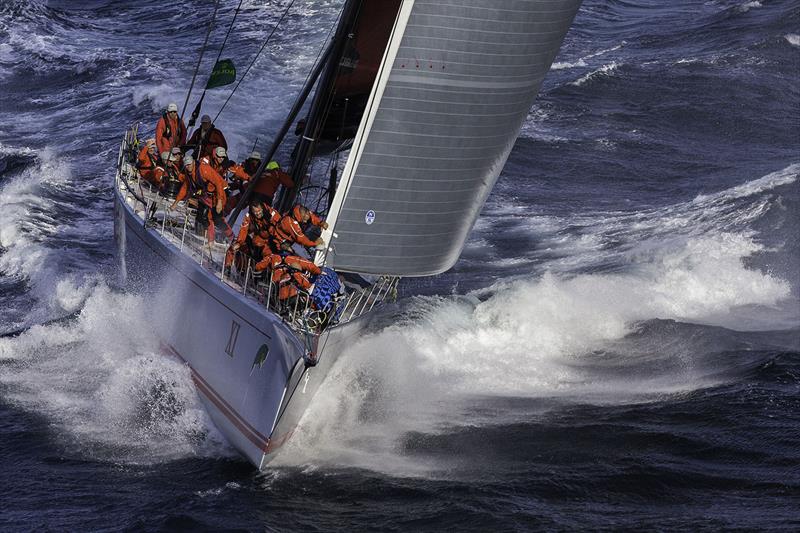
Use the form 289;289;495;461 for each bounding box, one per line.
276;231;791;472
785;34;800;47
0;146;60;280
272;166;798;473
131;83;182;114
0;285;231;463
693;163;799;203
0;145;86;328
571;61;621;87
552;42;623;70
552;58;587;70
53;277;100;314
737;1;762;13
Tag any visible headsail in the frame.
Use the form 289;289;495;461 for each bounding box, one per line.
321;0;582;276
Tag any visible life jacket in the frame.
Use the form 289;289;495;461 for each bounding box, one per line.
161;112;186;142
162;112;172;139
247;208;278;240
185;163;216;204
159;113;186;150
189;126;227;157
185;163;204;199
232;204;279;254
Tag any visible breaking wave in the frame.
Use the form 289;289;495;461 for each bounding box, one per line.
737;1;762;13
552;42;623;70
0;285;231;464
570;61;621;86
0;143;111;331
273;165;798;473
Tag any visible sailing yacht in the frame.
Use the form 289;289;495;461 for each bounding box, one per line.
113;0;582;469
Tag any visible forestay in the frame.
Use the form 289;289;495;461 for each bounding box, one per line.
322;0;582;276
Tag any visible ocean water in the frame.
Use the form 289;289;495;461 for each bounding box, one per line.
1;0;799;530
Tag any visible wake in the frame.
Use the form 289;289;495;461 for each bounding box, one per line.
274;164;799;472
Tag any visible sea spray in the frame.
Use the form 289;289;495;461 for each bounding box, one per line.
0;284;231;463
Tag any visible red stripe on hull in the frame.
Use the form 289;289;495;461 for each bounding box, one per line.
158;342;296;456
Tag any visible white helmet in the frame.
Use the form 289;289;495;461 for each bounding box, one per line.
214;146;227;158
183;155;194;167
249;151;262;160
160;151;170;162
167;103;178;112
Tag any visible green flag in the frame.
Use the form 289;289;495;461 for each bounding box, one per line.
206;59;236;90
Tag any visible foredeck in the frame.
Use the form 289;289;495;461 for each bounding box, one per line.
115;125;399;336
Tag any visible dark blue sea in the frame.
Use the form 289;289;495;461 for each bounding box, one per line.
1;0;799;530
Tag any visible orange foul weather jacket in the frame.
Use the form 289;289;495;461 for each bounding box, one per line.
155;113;187;155
216;160;250;183
254;168;294;199
137;146;162;186
224;206;281;268
234;205;281;249
242;161;295;199
214;161;252;215
175;161;228;208
255;254;321;301
272;210;324;249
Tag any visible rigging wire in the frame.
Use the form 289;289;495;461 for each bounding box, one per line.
213;0;299;124
248;14;337;156
187;0;246;136
225;0;348;225
181;0;221;122
280;0;362;213
213;0;244;65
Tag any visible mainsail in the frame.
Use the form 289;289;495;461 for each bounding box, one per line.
321;0;582;276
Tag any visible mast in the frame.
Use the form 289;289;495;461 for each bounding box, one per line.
226;39;336;226
276;0;362;213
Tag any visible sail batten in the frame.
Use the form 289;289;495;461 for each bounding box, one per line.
321;0;582;276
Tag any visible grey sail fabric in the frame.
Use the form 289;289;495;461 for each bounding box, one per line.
327;0;582;276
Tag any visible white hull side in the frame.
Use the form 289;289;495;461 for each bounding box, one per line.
114;190;371;468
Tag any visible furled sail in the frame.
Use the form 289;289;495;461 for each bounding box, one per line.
322;0;582;276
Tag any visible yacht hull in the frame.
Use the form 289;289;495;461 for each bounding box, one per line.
113;187;368;468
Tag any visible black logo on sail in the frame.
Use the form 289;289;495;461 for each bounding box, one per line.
225;320;240;358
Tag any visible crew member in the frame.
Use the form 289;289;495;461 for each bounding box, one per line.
170;155;231;244
160;151;184;198
209;147;256;213
253;160;294;206
224;200;281;268
255;252;321;302
155;103;187;155
187;115;227;159
136;139;162;186
242;151;262;176
271;204;327;251
241;152;295;205
210;147;249;181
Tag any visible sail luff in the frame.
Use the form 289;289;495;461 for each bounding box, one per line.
317;0;416;266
